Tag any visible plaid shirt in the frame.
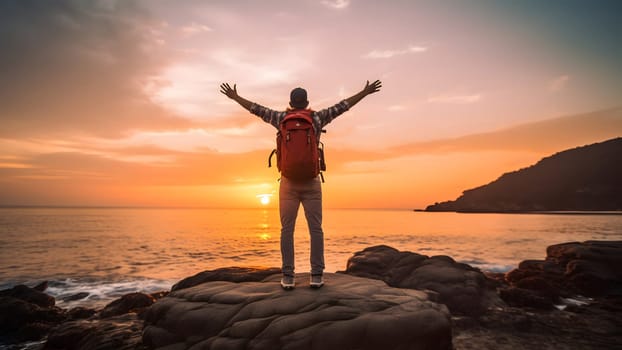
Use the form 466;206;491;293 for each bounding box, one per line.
249;100;351;138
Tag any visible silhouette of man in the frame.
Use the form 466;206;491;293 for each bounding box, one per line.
220;80;381;289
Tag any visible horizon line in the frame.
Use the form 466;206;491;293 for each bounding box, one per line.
0;205;416;211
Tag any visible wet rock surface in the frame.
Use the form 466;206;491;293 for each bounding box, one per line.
452;299;622;350
452;240;622;349
41;292;163;349
501;240;622;309
43;313;145;350
0;282;160;348
143;272;452;350
99;292;156;319
0;283;66;343
0;284;56;308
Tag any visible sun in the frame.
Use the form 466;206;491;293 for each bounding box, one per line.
256;194;272;205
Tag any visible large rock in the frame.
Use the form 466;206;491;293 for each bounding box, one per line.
0;284;55;308
546;240;622;296
344;245;494;316
502;241;622;308
0;284;66;343
99;292;155;319
41;291;160;349
143;272;452;350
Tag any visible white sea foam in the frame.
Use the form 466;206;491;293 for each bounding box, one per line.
44;277;176;309
554;296;593;310
0;340;45;350
461;262;515;273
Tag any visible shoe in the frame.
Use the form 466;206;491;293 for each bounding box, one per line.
310;274;324;289
280;275;295;290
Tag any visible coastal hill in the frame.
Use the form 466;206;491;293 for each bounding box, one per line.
426;137;622;212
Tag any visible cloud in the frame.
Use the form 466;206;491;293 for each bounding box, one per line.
209;48;312;86
179;22;212;37
391;107;622;155
0;0;194;138
150;44;316;119
0;148;263;185
427;94;482;104
3;107;619;206
363;45;427;59
548;75;570;92
0;143;301;206
387;105;406;111
321;0;351;10
0;161;33;169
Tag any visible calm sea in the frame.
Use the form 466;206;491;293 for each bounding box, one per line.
0;207;621;309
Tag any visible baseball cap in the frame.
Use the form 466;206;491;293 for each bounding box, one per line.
289;87;308;109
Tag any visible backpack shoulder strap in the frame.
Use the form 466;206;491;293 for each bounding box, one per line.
268;149;277;168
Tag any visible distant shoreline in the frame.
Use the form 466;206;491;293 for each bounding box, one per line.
416;209;622;215
0;206;410;210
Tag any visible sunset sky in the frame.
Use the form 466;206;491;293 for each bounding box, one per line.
1;0;621;209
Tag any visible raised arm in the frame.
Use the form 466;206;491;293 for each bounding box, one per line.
344;80;382;108
220;83;253;111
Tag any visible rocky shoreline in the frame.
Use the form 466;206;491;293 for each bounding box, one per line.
1;241;621;349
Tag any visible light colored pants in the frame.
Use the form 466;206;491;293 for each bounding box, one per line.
279;176;324;276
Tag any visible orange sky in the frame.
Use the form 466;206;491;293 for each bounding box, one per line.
1;1;621;209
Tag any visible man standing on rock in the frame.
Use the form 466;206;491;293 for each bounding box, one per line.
220;80;381;289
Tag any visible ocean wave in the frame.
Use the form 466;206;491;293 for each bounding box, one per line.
467;263;515;273
504;238;538;245
44;277;176;309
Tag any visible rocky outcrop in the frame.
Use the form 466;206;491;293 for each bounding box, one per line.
343;245;496;316
143;272;452;350
0;283;56;308
67;307;97;320
545;240;622;296
42;292;164;349
43;313;144;350
0;281;162;347
501;240;622;309
452;298;622;350
99;292;156;319
4;241;621;349
0;284;66;343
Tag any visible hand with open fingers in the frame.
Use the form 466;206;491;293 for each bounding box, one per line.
220;83;238;99
363;80;382;95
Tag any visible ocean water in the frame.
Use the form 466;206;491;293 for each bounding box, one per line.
0;207;621;309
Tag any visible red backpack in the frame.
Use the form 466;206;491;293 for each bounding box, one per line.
269;109;321;181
